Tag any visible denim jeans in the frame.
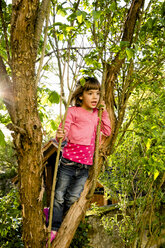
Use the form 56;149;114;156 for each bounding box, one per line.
51;157;89;231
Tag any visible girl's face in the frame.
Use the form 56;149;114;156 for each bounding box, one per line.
79;89;100;112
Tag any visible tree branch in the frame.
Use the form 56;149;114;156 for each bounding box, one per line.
105;0;145;154
34;0;50;53
35;1;50;86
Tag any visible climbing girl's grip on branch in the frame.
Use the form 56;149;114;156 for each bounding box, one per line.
45;77;111;245
56;127;66;141
99;100;106;110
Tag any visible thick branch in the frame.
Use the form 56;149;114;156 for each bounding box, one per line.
106;0;145;82
51;155;105;248
105;0;145;153
52;179;91;248
34;0;50;53
36;1;50;86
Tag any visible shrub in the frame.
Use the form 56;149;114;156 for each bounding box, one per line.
0;188;23;248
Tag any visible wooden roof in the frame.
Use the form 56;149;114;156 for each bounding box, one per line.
42;139;59;164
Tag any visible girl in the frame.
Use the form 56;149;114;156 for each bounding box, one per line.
49;76;111;242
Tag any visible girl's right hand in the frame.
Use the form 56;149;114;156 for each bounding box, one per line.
99;100;106;110
56;127;66;140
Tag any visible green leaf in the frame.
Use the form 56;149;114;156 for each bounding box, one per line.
59;34;64;41
48;91;60;104
80;78;86;86
147;18;153;29
85;20;91;29
77;15;83;23
154;170;159;180
0;130;5;146
110;2;117;11
76;10;86;24
57;9;67;17
92;10;101;21
66;26;75;32
50;120;58;131
126;48;134;60
146;138;151;151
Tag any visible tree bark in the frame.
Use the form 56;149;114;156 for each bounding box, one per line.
51;0;145;247
0;0;50;247
10;1;45;247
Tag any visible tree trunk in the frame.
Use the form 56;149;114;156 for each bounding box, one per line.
0;0;50;247
10;1;45;247
51;0;144;247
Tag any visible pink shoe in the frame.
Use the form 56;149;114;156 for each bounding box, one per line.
46;231;57;247
43;208;49;224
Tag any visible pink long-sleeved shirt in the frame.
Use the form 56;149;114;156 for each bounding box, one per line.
57;106;111;164
61;106;111;145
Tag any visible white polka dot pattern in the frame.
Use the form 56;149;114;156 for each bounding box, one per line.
62;130;96;165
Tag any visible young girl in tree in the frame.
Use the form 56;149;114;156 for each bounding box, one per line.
48;76;111;242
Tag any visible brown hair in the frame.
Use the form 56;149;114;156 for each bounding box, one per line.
71;77;101;107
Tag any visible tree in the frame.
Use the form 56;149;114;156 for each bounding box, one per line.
49;0;148;247
0;0;164;247
0;0;50;247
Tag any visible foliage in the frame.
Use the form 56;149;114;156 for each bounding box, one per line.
0;1;12;61
0;141;17;196
0;129;5;146
70;219;92;248
100;88;165;247
0;0;165;247
0;99;11;146
37;85;61;142
0;188;23;248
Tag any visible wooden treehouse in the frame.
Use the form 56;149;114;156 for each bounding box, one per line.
42;139;108;208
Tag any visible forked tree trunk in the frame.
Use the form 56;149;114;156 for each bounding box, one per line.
52;0;144;247
0;0;50;247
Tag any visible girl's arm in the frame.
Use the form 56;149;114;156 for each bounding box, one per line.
101;110;111;136
99;101;111;137
55;107;75;142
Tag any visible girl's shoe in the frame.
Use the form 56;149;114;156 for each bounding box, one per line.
46;231;57;247
43;207;49;225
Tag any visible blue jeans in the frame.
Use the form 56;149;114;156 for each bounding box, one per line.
51;157;89;231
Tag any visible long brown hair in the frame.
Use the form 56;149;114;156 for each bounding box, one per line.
71;77;101;107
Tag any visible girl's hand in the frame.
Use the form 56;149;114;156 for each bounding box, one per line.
56;127;66;140
99;100;106;111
